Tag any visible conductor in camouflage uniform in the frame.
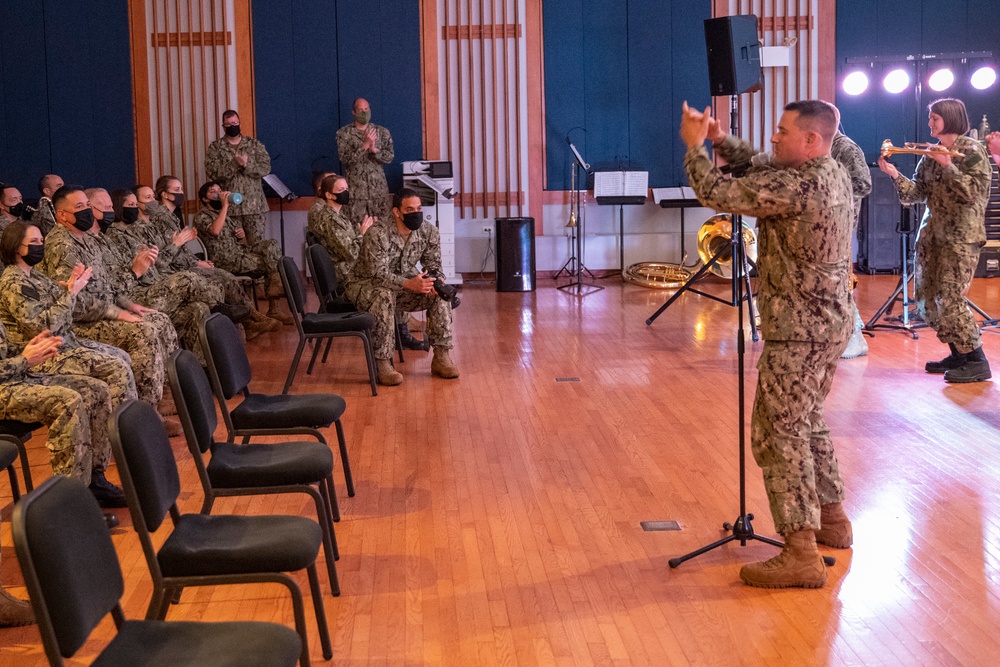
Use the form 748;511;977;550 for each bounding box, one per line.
879;98;993;383
336;98;394;226
682;100;854;589
205;109;271;246
346;188;459;386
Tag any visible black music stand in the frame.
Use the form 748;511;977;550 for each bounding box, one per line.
653;186;703;269
558;143;603;296
593;170;648;275
263;174;298;254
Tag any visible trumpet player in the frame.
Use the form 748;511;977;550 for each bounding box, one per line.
878;98;993;383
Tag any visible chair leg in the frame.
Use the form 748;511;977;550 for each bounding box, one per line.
321;338;333;364
6;465;20;502
334;420;354;497
317;479;340;559
325;475;340;522
305;337;324;375
395;325;405;363
14;439;33;492
284;579;312;667
283;339;307;394
308;486;339;590
307;564;336;662
361;332;378;396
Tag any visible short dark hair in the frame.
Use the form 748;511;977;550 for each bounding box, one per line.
929;98;970;135
154;175;178;201
392;188;421;211
0;183;15;203
319;174;344;199
111;188;131;218
0;220;31;266
198;180;222;204
222;109;239;122
52;184;85;211
784;100;839;142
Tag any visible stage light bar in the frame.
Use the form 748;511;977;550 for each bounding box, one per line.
928;68;955;92
883;68;910;94
842;71;869;96
971;65;997;90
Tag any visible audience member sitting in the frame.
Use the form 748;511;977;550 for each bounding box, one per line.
31;173;63;235
0;183;28;235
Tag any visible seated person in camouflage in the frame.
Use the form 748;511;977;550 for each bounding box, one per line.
193;180;292;325
31;173;64;236
308;174;374;288
205;109;271;246
39;189;178;430
0;322;126;520
306;170;335;245
346;188;459;385
0;184;29;235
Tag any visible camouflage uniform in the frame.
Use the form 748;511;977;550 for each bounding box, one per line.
346;219;453;359
192;205;281;292
0;265;137;408
831;132;873;351
205;134;271;246
40;225;178;406
892;135;992;350
0;320;112;486
336;122;394;225
308;202;361;292
686;136;853;535
30;197;55;236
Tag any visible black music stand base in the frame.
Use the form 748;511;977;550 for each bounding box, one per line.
669;514;836;568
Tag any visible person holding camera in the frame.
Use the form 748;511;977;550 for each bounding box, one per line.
346;188;459;386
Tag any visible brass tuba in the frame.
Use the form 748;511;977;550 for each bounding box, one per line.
696;213;758;279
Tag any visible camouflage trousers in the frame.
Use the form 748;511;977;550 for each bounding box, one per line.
348;284;453;359
345;196;389;227
914;238;983;352
133;272;216;360
192;266;252;309
230;213;268;248
34;342;137;411
74;312;178;406
215;239;281;293
751;341;846;536
0;373;112;486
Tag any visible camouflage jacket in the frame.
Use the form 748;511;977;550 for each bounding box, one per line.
146;205;198;273
351;218;442;291
105;223;160;288
205;135;271;216
0;320;32;382
686;138;853;344
831;132;872;227
40;225;128;322
31;198;56;236
192;205;245;263
0;265;82;353
336;123;393;202
893;135;991;245
307;203;361;287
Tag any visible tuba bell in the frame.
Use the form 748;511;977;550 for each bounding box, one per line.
696;213;758;279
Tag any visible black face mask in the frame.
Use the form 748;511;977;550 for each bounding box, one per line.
169;192;185;209
98;210;115;233
8;202;25;218
121;206;140;224
209;198;223;211
224;124;241;138
333;190;350;206
23;243;45;267
71;208;94;232
401;211;423;231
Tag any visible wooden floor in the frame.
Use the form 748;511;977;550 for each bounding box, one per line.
2;273;1000;666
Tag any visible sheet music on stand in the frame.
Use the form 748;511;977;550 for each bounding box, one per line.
651;186;698;207
263;174;294;201
594;170;648;205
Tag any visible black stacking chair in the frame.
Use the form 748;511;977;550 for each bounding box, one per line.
168;349;343;571
200;312;356;497
13;476;302;667
0;438;22;501
108;400;334;666
307;243;406;363
278;255;377;396
0;420;42;492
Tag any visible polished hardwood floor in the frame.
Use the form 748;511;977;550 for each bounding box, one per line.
2;273;1000;666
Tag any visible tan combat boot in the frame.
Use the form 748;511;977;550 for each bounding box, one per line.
267;297;295;326
160;414;183;438
431;347;460;379
267;271;285;298
739;529;828;589
0;588;35;627
244;307;282;340
376;358;403;386
158;383;178;416
814;502;853;548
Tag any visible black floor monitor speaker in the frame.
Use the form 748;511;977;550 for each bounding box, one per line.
857;167;904;274
704;15;762;96
495;217;536;292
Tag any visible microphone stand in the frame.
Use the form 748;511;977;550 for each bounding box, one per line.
558;139;602;295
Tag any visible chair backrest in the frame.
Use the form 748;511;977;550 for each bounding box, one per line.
201;312;253;400
184;235;208;261
168;349;218;455
13;476;125;663
109;400;181;533
278;255;309;319
308;244;340;306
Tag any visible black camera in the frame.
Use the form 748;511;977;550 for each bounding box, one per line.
429;270;460;309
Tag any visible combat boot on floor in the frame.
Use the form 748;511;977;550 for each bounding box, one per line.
89;469;128;508
267;297;295;326
431;347;460;379
158;383;178;416
739;529;828;589
244;308;282;341
814;502;853;548
0;588;35;627
925;343;963;373
841;310;868;359
161;414;183;438
944;346;992;383
267;271;285;298
376;358;403;386
397;323;429;351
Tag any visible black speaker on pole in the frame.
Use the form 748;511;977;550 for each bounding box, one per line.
704;15;763;96
495;217;536;292
857;167;904;274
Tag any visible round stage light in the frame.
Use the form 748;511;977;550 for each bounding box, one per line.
928;68;954;92
842;71;870;96
971;65;998;90
883;68;910;94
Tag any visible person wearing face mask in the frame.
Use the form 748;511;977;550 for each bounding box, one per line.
38;186;181;435
192;180;291;325
0;220;138;512
30;173;64;236
205;109;271;247
0;184;33;235
336;98;394;227
346;188;459;385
